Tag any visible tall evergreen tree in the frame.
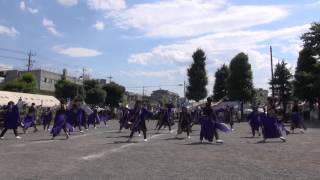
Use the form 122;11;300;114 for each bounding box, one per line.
227;53;254;102
213;64;229;101
301;22;320;120
301;22;320;56
270;60;293;115
294;47;318;107
227;53;254;121
186;49;208;102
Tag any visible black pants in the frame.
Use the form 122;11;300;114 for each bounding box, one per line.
230;121;234;129
53;124;68;138
74;120;86;131
158;121;171;131
119;120;126;130
0;128;18;137
251;127;260;137
44;120;52;130
130;129;146;139
200;129;219;142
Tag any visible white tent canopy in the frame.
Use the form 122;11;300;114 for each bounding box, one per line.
0;91;60;107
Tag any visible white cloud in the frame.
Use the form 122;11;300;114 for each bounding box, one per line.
111;0;289;38
27;8;39;14
20;1;39;14
93;21;105;31
120;67;186;81
20;1;26;10
128;24;309;65
0;64;13;71
87;0;126;11
42;18;62;36
53;46;102;58
127;24;309;91
56;0;78;7
307;0;320;6
0;25;19;37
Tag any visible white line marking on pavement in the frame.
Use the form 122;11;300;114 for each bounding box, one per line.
12;130;118;148
80;130;177;161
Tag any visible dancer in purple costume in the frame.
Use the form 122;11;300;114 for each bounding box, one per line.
290;100;306;134
128;101;154;142
99;109;110;127
42;107;53;131
119;106;130;132
156;103;174;134
51;101;69;140
0;101;21;140
177;106;192;139
87;108;101;129
23;103;38;133
247;106;261;137
200;97;225;144
259;97;286;143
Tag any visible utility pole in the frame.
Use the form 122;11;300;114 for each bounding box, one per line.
106;75;112;83
184;80;186;98
142;86;145;101
270;46;274;98
27;50;36;72
82;68;86;98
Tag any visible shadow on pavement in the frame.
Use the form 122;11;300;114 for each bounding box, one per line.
240;136;260;139
180;142;221;145
106;140;138;144
255;141;286;144
163;137;185;141
105;135;129;139
29;138;65;142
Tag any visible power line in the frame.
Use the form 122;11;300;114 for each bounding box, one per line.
0;54;26;61
0;47;28;55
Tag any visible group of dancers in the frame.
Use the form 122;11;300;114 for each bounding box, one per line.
0;96;307;144
0;99;111;140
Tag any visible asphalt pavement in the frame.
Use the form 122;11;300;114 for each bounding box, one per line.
0;120;319;180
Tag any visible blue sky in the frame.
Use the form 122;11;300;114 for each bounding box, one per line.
0;0;319;96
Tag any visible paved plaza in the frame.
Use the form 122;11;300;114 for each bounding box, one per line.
0;120;319;180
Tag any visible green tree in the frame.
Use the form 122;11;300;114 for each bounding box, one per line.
270;60;293;115
301;22;320;56
301;22;320;120
186;49;208;102
84;79;100;92
294;47;318;107
227;53;254;120
85;87;107;105
103;82;125;108
55;79;79;100
213;64;229;101
2;72;38;94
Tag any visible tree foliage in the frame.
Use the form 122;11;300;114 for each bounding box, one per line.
301;22;320;56
83;80;107;105
213;64;229;101
85;87;106;105
2;72;38;94
55;79;79;100
84;79;100;92
294;47;318;104
186;49;208;102
270;60;293;113
103;82;125;107
227;53;254;102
